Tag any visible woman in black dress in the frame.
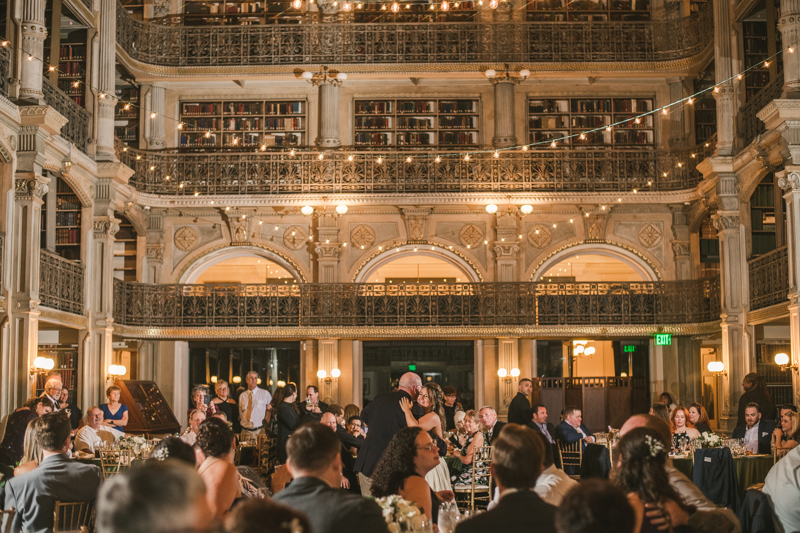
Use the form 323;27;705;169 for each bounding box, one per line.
58;389;82;431
277;383;299;464
688;403;712;434
211;380;238;431
0;397;52;466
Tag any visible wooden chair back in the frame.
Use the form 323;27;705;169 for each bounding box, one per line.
99;449;134;479
453;445;493;511
52;501;94;533
557;439;582;479
0;508;15;533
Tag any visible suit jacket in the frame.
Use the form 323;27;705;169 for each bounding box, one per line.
529;421;556;443
4;453;102;533
732;419;776;455
454;490;557;533
485;421;507;445
555;420;593;447
354;390;414;477
273;476;389;533
507;393;531;426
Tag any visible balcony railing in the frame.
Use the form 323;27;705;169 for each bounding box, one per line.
116;1;712;66
40;250;85;315
748;245;789;311
119;146;706;195
741;71;784;149
113;278;721;328
0;45;10;98
42;80;90;153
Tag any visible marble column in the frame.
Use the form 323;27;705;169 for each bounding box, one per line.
318;339;339;403
493;214;520;281
779;0;800;95
670;205;693;280
778;169;800;405
667;79;689;149
19;0;47;103
145;211;165;283
315;83;341;150
314;215;341;283
492;81;516;148
712;0;736;155
96;0;119;161
146;86;166;150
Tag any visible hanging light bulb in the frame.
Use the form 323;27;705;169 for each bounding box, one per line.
441;0;449;9
343;1;351;9
493;150;499;158
391;1;399;11
489;0;498;7
292;0;302;7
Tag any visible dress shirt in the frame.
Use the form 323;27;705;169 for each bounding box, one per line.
744;422;760;454
74;424;119;453
239;386;272;429
536;422;555;443
534;464;578;506
763;446;800;533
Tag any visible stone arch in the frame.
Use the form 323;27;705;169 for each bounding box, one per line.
177;243;309;284
530;241;661;282
352;242;483;283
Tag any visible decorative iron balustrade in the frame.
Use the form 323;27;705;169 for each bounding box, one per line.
748;245;789;311
0;45;10;98
116;1;711;66
741;71;784;149
40;249;85;315
118;146;706;195
42;80;90;153
113;278;721;328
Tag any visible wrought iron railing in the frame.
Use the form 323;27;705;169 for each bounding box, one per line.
0;45;10;98
113;278;721;328
116;1;712;66
748;245;789;311
42;79;90;153
741;71;784;149
40;250;85;315
118;146;706;195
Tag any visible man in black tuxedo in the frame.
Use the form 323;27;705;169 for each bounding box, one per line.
275;423;389;533
297;385;328;423
479;406;506;445
528;404;560;469
354;372;422;493
555;405;594;476
732;402;775;455
455;424;556;533
507;378;533;425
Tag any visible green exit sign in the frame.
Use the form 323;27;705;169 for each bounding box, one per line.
654;334;672;346
623;345;636;353
408;364;416;371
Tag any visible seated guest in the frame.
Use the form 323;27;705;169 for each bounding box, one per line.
670;406;700;452
321;412;359;492
39;376;62;412
507;379;533;426
100;385;129;433
97;461;213;533
613;427;694;532
344;403;361;423
450;410;486;486
732;402;774;454
274;423;389;533
225;499;313;533
348;416;366;439
14;418;43;477
214;411;228;422
772;410;800;456
4;413;102;533
478;406;505;445
455;424;556;533
780;404;798;419
146;436;196;466
75;406;120;453
530;404;556;443
555;405;594;476
649;403;671;425
196;417;240;520
327;404;363;451
763;446;800;533
181;409;207;446
688;403;712;434
371;427;454;525
442;386;463;431
533;431;578;506
58;389;82;431
0;396;52;467
555;479;636;533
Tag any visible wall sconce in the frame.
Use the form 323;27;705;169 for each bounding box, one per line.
573;340;594;358
300;198;348;219
317;369;341;383
485;64;530;85
257;378;262;385
30;356;55;376
707;361;727;376
232;376;242;384
497;367;520;383
485;196;533;219
775;353;798;372
301;66;347;87
277;380;287;387
107;364;127;380
210;376;218;384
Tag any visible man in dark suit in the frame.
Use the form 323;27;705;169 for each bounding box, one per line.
5;412;102;533
354;372;422;492
732;402;775;455
326;404;363;451
479;406;506;445
507;379;533;425
455;424;556;533
321;412;360;494
274;423;389;533
555;405;594;476
297;385;328;423
528;404;560;469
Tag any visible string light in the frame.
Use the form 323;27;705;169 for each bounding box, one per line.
150;112;157;118
391;1;399;11
494;150;499;158
441;0;449;9
489;0;498;7
464;154;470;161
377;156;383;164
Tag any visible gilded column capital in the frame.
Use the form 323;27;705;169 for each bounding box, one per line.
315;244;341;259
93;218;120;238
14;176;48;200
711;213;740;232
147;244;164;263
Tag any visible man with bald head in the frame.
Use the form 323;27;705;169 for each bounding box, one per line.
354;372;423;495
321;414;358;492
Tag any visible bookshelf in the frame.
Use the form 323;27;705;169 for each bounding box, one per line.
527;0;650;21
41;177;83;262
750;173;786;257
114;214;139;282
43;3;87;106
756;344;793;405
353;98;480;149
694;63;716;145
35;346;79;397
527;97;654;148
179;99;306;150
171;0;302;25
698;215;720;279
115;84;140;145
743;20;770;101
354;2;479;22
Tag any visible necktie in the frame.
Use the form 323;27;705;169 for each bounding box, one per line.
244;391;253;425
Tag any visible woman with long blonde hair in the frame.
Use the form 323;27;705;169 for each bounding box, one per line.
772;411;800;456
14;417;43;477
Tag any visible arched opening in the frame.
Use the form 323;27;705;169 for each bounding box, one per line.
355;245;481;283
532;243;658;282
181;246;303;284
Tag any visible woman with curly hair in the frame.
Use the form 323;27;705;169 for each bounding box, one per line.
613;427;694;533
399;382;452;492
196;417;239;520
670;406;700;453
371;427;448;524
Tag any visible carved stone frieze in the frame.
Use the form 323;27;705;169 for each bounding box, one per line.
14;177;48;200
401;207;433;242
93;219;120;238
283;225;309;250
494;243;520;257
350;225;375;249
527;225;552;248
459;224;484;248
712;214;739;231
147;244;165;263
637;223;663;248
174;226;199;251
672;241;691;257
315;244;342;259
778;171;800;191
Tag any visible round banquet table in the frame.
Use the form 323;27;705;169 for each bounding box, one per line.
672;453;774;499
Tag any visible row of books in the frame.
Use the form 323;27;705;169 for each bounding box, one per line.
529;99;653;114
224;118;262;130
58;62;85;76
265;102;303;115
438;117;477;129
356;117;393;129
115;126;138;141
398;101;437;114
56;195;81;210
264;117;302;130
57;181;75;194
56;228;81;244
57;248;81;261
55;211;81;227
184;118;218;129
35;367;77;390
59;45;85;60
225;102;263;115
182;103;218;116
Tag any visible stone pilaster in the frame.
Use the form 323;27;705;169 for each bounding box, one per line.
96;0;119;161
316;83;341;149
496;338;520;419
713;0;736;155
669;205;693;280
492;81;516;148
493;214;520;281
145;211;165;283
19;0;47;103
779;0;800;95
315;215;341;283
145;85;166;150
668;79;689;149
778;169;800;405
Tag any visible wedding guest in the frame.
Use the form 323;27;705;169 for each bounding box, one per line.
763;446;800;533
100;385;129;433
238;371;272;437
530;404;560;469
13;418;43;477
146;436;196;466
451;410;486;486
555;405;594;476
478;406;506;445
75;406;120;453
321;413;358;491
372;427;454;525
398;383;450;491
190;385;217;419
771;410;800;456
732;402;774;454
507;379;533;425
689;403;712;434
533;431;578;506
555;479;636;533
456;424;556;533
344;404;361;424
442;386;462;431
97;461;213;533
670;406;700;452
779;404;798;419
39;376;62;412
299;385;328;423
738;373;776;427
0;396;52;467
660;392;677;413
211;380;238;428
181;409;207;446
277;383;300;464
225;499;313;533
196;417;240;520
327;404;363;452
59;389;82;430
274;423;389;533
348;416;366;440
4;413;102;533
649;403;671;425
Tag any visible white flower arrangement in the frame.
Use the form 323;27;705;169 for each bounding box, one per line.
374;495;425;533
118;435;147;451
697;431;722;448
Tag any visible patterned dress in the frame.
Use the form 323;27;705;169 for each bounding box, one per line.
453;431;488;486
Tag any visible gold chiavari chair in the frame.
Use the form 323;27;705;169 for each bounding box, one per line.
98;448;134;479
0;508;15;533
557;439;583;480
52;501;94;533
453;445;492;512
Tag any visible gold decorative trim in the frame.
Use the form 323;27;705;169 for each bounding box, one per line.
350;239;486;282
530;240;663;282
174;241;310;283
747;303;790;324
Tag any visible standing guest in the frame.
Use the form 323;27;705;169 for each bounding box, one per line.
344;404;361;424
58;389;82;431
14;418;44;477
0;397;52;467
478;406;506;445
181;409;207;446
670;406;700;452
371;427;454;525
4;412;102;533
732;402;774;454
507;379;533;425
100;385;129;433
354;372;422;493
277;383;300;464
555;479;636;533
299;385;328;422
267;386;284;441
146;437;196;466
456;424;556;533
274;423;389;533
97;461;213;533
763;446;800;533
660;392;678;413
75;406;120;453
650;403;671;425
225;499;312;533
451;410;486;486
39;376;63;412
321;413;359;492
327;404;363;451
772;410;800;456
211;380;238;429
689;403;712;434
238;371;273;437
196;418;240;520
399;383;451;492
555;406;594;477
442;386;462;431
738;373;776;427
189;385;217;419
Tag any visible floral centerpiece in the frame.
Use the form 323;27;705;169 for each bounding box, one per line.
696;431;722;448
118;435;148;456
374;495;426;533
